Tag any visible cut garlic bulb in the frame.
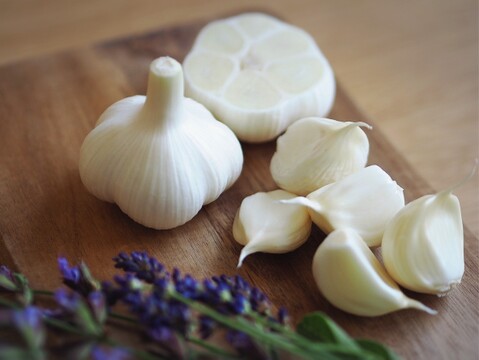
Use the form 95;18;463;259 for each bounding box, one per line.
312;229;436;317
283;165;404;247
233;190;312;267
381;164;475;295
183;12;335;143
270;117;371;195
79;57;243;230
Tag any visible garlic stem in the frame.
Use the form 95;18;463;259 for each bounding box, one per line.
340;121;373;133
438;159;478;198
142;57;184;127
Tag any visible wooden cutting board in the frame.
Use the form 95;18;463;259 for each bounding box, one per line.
0;13;477;359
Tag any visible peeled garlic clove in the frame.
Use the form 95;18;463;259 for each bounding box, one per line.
183;12;335;143
283;165;404;247
312;229;436;317
270;117;371;195
381;165;475;295
233;190;312;267
79;57;243;230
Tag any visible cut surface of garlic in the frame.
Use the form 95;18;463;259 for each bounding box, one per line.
270;117;371;195
283;165;405;247
312;229;436;317
79;57;243;230
233;190;312;267
183;12;335;143
381;166;472;295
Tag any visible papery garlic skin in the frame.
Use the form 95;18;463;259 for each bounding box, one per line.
283;165;404;247
382;191;464;295
312;229;436;317
233;190;312;267
79;57;243;230
270;117;371;195
183;12;335;143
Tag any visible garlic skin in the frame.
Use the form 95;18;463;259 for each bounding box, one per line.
283;165;405;247
79;57;243;230
270;117;371;195
233;190;312;267
183;12;335;143
382;189;465;296
312;229;436;317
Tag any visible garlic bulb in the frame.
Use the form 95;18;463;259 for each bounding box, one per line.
283;165;404;247
312;229;436;317
233;190;312;267
183;12;335;143
79;57;243;230
381;165;474;295
270;117;371;195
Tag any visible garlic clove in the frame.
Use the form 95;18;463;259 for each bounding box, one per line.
79;57;243;230
282;165;405;247
381;164;476;295
270;117;371;195
183;12;335;143
233;190;312;267
312;229;436;317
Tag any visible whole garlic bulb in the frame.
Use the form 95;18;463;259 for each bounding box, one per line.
381;168;473;295
183;12;335;143
79;57;243;230
233;190;312;267
283;165;405;247
312;229;436;317
270;117;371;195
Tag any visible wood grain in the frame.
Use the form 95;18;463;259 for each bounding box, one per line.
0;14;477;359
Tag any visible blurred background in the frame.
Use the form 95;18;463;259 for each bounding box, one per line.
0;0;477;236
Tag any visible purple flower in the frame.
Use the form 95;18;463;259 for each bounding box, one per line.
58;258;100;296
0;265;17;291
226;330;267;360
12;306;45;349
91;345;130;360
113;252;164;283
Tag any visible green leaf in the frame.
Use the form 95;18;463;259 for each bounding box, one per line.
355;340;400;360
0;274;17;291
297;312;359;350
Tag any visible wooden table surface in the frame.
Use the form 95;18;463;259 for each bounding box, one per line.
0;1;477;358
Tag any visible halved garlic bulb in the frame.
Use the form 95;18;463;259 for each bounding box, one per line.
270;117;371;195
312;229;436;317
183;12;335;143
233;190;312;267
283;165;405;247
79;57;243;230
381;166;474;295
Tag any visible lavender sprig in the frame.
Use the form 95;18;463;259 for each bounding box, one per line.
0;253;399;360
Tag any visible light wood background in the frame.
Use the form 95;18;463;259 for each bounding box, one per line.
1;0;477;237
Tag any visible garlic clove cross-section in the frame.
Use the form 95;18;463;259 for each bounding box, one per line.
183;12;336;143
79;57;243;230
282;165;405;247
270;117;371;195
312;229;436;317
381;165;475;295
233;190;312;267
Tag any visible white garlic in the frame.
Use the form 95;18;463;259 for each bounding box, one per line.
282;165;404;247
381;164;475;295
233;190;312;267
270;117;371;195
183;12;335;143
312;229;436;317
79;57;243;230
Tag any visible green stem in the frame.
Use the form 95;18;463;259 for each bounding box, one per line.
33;290;54;296
43;317;86;336
0;297;20;308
